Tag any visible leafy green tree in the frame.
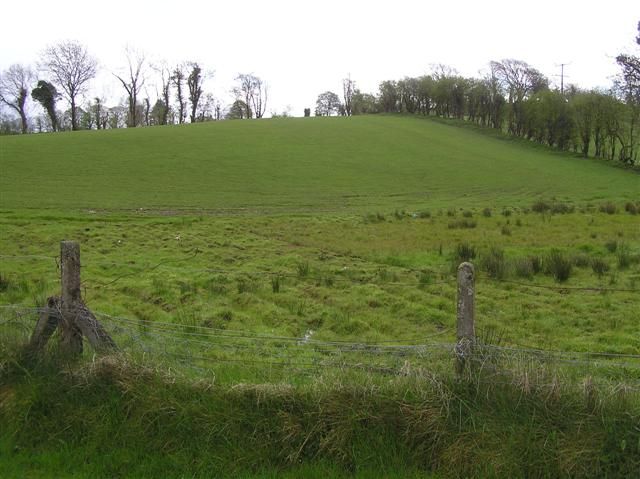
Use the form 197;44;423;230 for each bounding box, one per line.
172;65;187;124
31;80;59;131
351;90;378;115
572;91;605;157
151;99;168;125
315;91;341;116
397;77;419;114
226;99;250;119
614;21;640;164
490;59;548;136
187;63;204;123
466;78;492;125
416;75;434;115
378;81;399;113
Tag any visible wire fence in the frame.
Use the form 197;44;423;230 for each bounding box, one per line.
2;247;639;389
1;304;639;390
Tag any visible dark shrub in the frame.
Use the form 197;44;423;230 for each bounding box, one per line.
482;208;492;217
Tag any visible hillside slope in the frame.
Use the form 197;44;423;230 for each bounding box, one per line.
1;116;637;212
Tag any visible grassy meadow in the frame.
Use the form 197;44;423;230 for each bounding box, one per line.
1;115;639;477
1;115;638;212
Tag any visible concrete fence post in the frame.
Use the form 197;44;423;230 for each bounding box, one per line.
455;262;475;376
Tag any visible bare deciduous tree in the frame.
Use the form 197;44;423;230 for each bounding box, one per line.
114;48;146;127
342;75;355;116
233;73;267;119
490;59;548;135
153;62;172;125
0;64;34;133
41;40;97;131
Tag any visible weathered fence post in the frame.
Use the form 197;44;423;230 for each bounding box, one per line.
60;241;83;356
455;262;475;376
29;241;117;357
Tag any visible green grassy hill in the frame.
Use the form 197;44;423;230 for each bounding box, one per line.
1;116;639;478
1;115;637;212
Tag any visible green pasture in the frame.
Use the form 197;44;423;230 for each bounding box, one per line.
1;115;639;478
0;209;639;355
1;115;638;212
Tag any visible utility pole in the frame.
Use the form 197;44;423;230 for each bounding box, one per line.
555;62;571;95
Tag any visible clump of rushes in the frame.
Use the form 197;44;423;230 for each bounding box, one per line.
545;249;572;282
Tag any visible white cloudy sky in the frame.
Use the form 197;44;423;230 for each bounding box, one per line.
1;0;638;117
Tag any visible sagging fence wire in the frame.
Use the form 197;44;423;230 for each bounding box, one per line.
2;304;639;386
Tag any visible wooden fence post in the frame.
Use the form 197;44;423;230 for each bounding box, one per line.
28;241;117;357
60;241;83;356
455;262;475;376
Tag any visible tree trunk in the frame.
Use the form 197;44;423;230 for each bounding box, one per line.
20;111;28;134
71;96;78;130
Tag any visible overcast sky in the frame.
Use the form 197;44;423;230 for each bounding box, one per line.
1;0;639;117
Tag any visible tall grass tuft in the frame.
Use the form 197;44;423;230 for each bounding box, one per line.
514;257;534;279
454;242;476;263
481;246;508;279
545;249;572;282
591;258;610;278
616;243;632;269
297;261;310;278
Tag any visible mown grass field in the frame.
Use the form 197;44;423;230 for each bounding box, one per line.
1;115;639;478
1;115;638;212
